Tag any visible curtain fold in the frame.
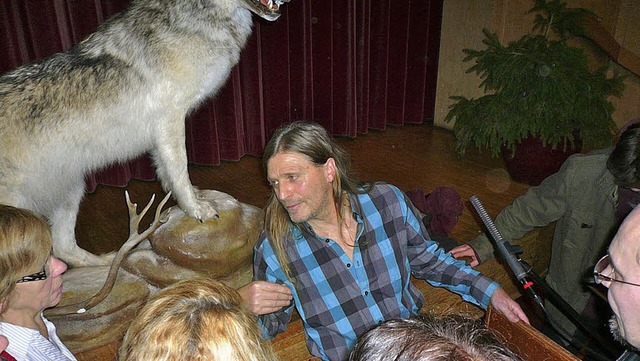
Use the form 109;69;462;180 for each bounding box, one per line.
0;0;443;191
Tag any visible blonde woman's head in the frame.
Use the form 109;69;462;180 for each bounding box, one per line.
0;205;52;309
118;278;278;361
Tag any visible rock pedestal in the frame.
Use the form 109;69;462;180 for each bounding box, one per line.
126;190;262;289
45;267;150;354
47;190;263;354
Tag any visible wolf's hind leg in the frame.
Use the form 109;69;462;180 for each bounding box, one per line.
49;183;115;267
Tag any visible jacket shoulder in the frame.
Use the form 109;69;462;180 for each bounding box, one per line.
560;149;611;175
565;148;610;165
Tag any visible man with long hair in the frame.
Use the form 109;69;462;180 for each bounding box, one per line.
238;122;528;361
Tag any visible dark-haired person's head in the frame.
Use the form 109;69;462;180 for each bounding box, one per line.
348;314;522;361
608;122;640;190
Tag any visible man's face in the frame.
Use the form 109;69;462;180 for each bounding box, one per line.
267;151;336;224
604;207;640;350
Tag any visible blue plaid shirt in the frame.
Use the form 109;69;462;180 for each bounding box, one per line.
254;183;499;361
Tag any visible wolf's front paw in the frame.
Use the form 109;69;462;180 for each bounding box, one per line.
186;199;219;221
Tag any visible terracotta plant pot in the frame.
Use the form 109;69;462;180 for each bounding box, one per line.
501;136;582;186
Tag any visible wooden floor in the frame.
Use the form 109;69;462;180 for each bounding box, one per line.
73;124;534;360
76;124;529;254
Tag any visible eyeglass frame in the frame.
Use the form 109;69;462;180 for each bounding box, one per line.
15;254;53;284
593;254;640;287
16;268;47;283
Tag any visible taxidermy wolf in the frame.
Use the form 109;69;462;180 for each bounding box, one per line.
0;0;288;266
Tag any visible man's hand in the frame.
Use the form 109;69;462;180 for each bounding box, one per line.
490;287;530;324
238;281;293;315
450;244;480;267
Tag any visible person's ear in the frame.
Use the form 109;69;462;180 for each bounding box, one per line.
324;158;336;182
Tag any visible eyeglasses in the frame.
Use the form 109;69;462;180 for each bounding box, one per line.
593;254;640;287
16;255;51;284
16;268;47;283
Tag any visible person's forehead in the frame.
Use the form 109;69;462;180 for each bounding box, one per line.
267;151;314;173
30;249;52;267
610;209;640;268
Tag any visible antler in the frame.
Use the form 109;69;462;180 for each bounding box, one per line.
47;191;172;316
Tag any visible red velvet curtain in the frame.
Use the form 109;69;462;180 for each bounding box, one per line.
0;0;443;191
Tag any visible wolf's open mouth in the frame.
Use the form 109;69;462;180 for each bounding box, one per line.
256;0;286;12
245;0;289;21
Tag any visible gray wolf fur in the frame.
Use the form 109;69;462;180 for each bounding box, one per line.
0;0;287;266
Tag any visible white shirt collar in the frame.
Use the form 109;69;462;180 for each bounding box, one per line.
0;315;76;361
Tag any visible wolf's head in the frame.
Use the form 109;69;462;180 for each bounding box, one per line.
241;0;290;21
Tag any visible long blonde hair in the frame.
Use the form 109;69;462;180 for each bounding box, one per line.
262;121;368;281
118;278;278;361
0;205;52;309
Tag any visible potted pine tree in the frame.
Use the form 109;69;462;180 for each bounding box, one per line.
444;0;624;185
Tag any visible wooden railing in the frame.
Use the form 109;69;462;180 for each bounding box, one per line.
583;14;640;78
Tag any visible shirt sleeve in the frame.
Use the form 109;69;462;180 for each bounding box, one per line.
468;155;573;263
400;190;499;309
253;235;295;339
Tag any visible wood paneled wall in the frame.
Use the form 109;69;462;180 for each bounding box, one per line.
434;0;640;130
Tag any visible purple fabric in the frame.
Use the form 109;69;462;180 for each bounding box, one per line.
407;186;464;237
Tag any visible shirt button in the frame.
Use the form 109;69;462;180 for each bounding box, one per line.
364;291;369;296
346;263;351;268
325;239;330;243
378;320;383;324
